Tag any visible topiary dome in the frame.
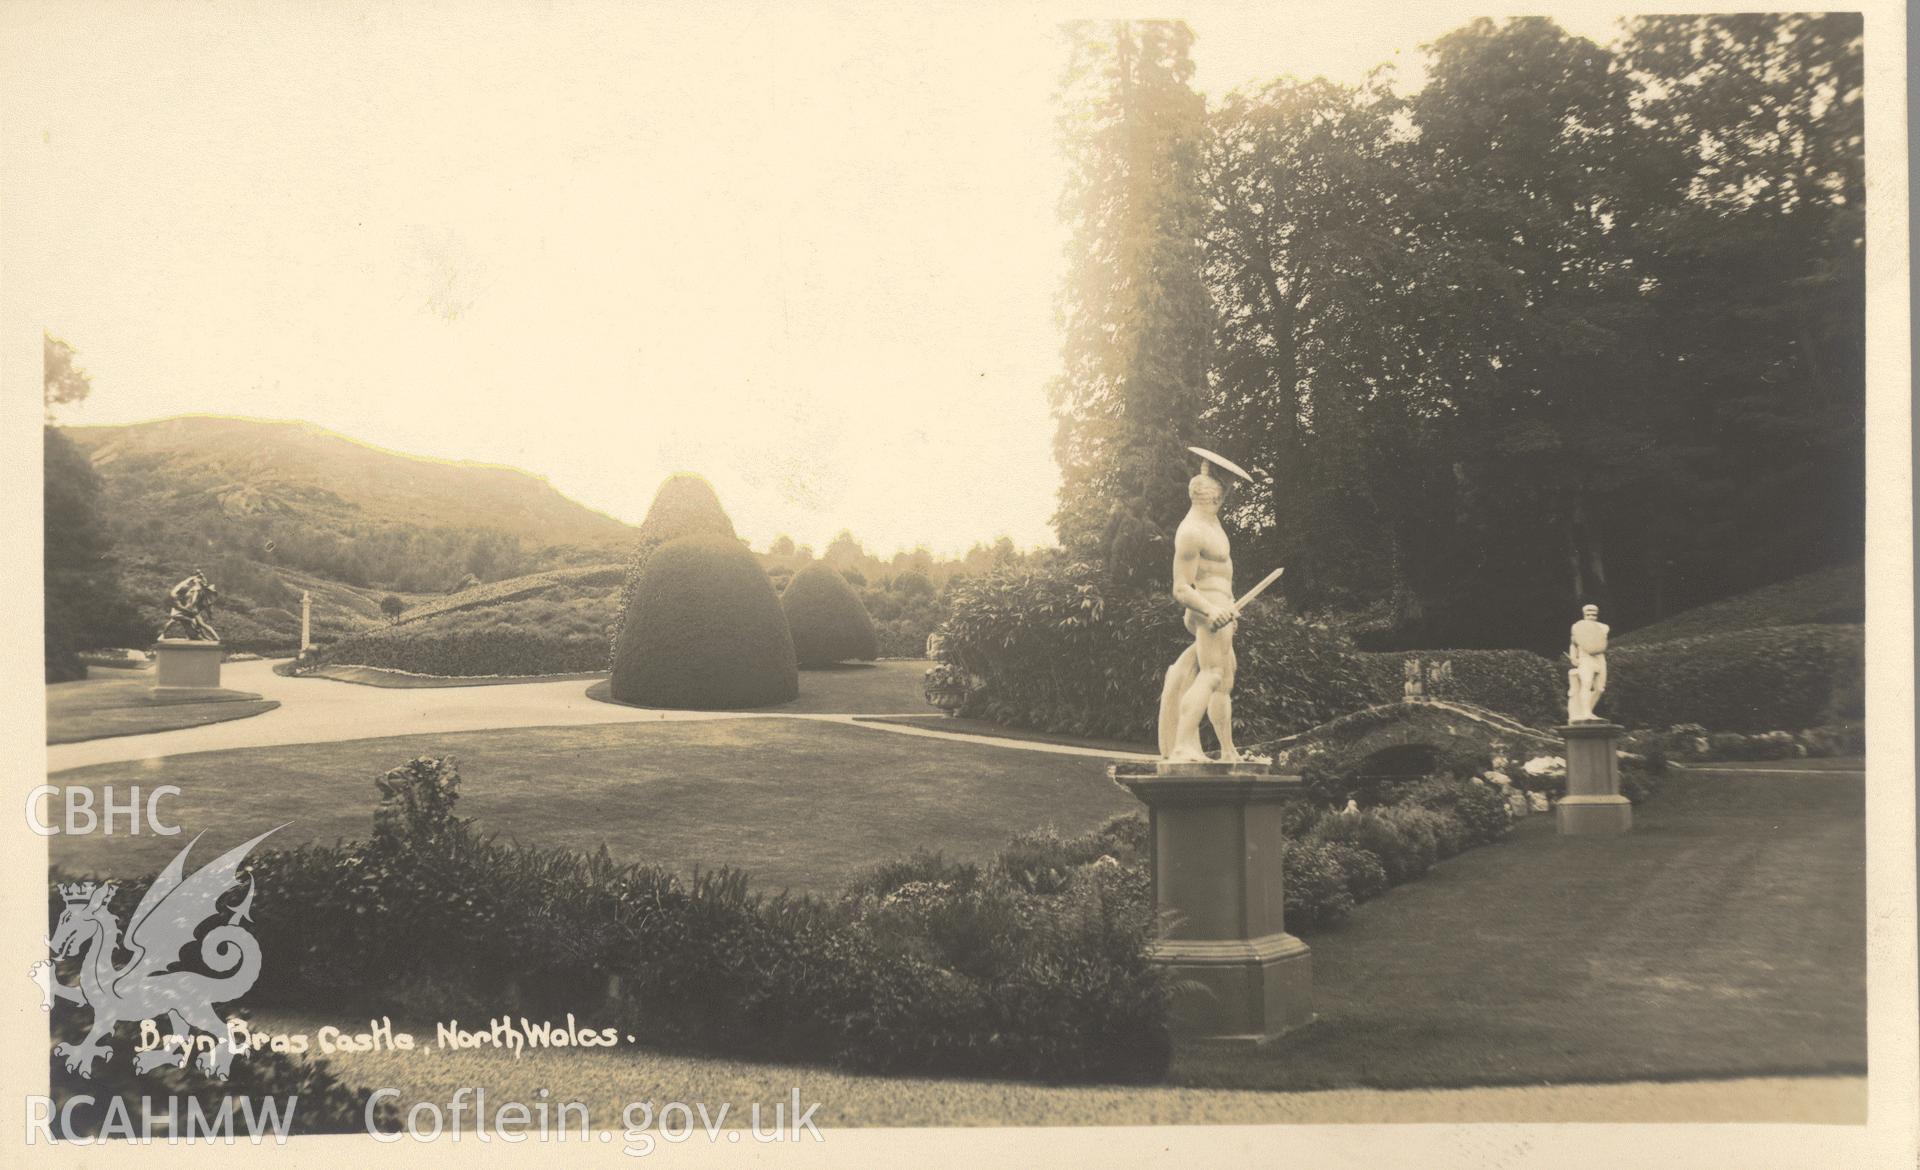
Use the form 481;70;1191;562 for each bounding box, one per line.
610;533;797;709
608;474;739;666
781;562;879;666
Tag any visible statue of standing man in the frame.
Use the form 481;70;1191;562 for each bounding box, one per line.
1566;603;1609;722
1157;448;1268;762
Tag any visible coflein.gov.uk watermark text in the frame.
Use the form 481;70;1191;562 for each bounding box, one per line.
372;1087;824;1156
25;1088;824;1155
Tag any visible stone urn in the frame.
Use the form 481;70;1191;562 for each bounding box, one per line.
922;663;969;717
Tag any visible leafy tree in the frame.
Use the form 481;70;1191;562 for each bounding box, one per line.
44;335;143;680
380;594;406;620
1051;20;1212;583
823;530;864;567
1180;15;1862;648
43;333;92;417
1619;13;1865;608
1204;74;1429;619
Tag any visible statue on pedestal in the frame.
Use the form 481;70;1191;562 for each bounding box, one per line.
158;570;220;642
1155;448;1282;763
1566;603;1609;722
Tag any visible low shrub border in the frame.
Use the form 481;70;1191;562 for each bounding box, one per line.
1622;720;1864;762
52;758;1171;1086
47;754;1651;1087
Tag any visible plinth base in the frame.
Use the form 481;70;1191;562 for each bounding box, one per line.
1151;757;1275;777
1157;933;1315;1045
1557;721;1630;836
1556;794;1633;834
1115;761;1313;1045
152;640;223;689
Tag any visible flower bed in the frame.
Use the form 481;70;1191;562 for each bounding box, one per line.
1621;720;1863;762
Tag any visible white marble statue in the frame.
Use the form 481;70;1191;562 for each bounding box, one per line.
1155;448;1283;763
1566;603;1610;722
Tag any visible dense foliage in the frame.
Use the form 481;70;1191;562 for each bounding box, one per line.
859;573;948;658
939;563;1375;744
1050;21;1213;586
1607;624;1863;732
607;474;739;666
611;534;798;709
44;428;144;680
1056;16;1863;646
781;563;879;666
942;560;1861;743
44;335;145;680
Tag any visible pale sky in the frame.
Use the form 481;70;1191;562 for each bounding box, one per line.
10;2;1622;557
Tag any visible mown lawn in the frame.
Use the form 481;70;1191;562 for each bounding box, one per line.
46;673;279;744
48;718;1137;891
585;659;935;716
1176;771;1866;1090
47;721;1865;1091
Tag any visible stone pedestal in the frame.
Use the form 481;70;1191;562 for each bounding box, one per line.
152;640;223;689
1113;760;1313;1045
1556;720;1632;835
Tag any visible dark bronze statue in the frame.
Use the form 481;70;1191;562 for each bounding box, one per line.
158;570;220;642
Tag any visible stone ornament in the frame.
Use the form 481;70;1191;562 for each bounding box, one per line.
1566;603;1609;722
158;570;220;642
1156;448;1283;763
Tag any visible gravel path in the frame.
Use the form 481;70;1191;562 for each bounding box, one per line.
242;1010;1866;1127
46;660;1154;773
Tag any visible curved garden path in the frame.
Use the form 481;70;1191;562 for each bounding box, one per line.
47;660;1154;774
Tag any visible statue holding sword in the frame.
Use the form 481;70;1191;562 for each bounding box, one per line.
1157;447;1284;762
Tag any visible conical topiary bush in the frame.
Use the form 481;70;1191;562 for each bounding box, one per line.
608;474;738;666
610;533;798;708
780;562;879;667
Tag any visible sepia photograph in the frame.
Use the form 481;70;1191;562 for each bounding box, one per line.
2;1;1912;1165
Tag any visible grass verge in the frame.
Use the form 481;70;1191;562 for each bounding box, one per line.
46;674;279;744
49;719;1138;892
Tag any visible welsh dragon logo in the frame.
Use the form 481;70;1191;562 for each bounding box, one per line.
35;827;281;1079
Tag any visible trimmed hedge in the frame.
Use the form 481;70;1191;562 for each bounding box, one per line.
611;534;798;709
320;626;607;676
1358;649;1563;726
1607;624;1863;732
782;563;880;666
608;475;739;666
939;564;1376;743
